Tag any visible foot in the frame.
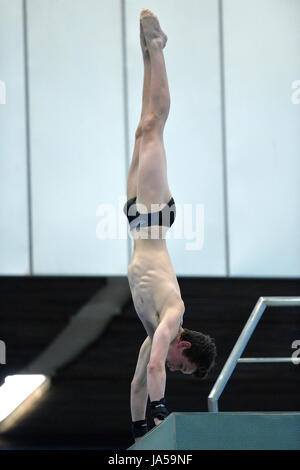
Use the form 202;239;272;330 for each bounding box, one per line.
140;8;168;49
140;20;150;59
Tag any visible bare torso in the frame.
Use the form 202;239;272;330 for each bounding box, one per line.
127;235;184;339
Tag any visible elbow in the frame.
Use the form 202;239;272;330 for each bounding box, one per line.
147;361;165;374
131;377;145;393
131;378;137;390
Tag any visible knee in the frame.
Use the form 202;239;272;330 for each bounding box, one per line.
135;122;143;140
141;113;166;135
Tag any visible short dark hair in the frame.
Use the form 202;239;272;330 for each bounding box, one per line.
180;328;217;379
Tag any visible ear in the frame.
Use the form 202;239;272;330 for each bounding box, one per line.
178;340;192;350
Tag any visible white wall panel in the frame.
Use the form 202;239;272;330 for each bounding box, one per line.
126;0;226;276
0;0;29;274
27;0;128;274
224;0;300;277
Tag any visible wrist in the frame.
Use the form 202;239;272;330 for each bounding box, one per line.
150;397;169;421
131;419;148;439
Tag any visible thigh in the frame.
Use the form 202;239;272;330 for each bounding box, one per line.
126;137;140;200
137;133;171;212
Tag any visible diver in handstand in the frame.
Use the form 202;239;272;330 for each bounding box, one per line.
124;9;216;442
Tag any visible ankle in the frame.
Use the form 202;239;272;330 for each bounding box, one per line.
147;37;164;51
143;50;150;63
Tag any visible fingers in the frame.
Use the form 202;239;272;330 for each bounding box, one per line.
154;417;164;426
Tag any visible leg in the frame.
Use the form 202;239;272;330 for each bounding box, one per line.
126;22;152;200
137;9;172;212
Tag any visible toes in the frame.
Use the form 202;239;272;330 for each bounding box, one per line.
140;8;151;15
140;8;157;19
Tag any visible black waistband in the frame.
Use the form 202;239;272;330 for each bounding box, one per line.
124;197;176;229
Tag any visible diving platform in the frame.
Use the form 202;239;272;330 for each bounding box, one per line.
129;412;300;450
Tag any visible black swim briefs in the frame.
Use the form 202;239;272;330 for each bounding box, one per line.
123;196;176;231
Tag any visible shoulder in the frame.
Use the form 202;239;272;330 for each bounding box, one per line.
161;290;185;319
159;296;185;340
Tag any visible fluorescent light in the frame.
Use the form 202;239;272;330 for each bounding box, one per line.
0;374;50;432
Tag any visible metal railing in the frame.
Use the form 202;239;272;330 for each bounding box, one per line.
208;296;300;412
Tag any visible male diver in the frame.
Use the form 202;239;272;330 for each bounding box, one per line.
124;9;216;442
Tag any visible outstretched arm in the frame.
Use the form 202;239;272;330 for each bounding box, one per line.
146;322;169;402
147;304;184;424
130;336;152;422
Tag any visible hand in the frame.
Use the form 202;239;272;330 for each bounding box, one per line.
154;417;164;426
135;437;143;443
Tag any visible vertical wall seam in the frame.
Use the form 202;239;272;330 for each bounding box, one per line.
218;0;230;277
120;0;132;266
23;0;33;275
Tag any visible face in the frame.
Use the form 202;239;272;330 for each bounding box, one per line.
166;340;197;375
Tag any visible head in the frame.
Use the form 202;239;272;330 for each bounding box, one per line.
166;328;217;379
